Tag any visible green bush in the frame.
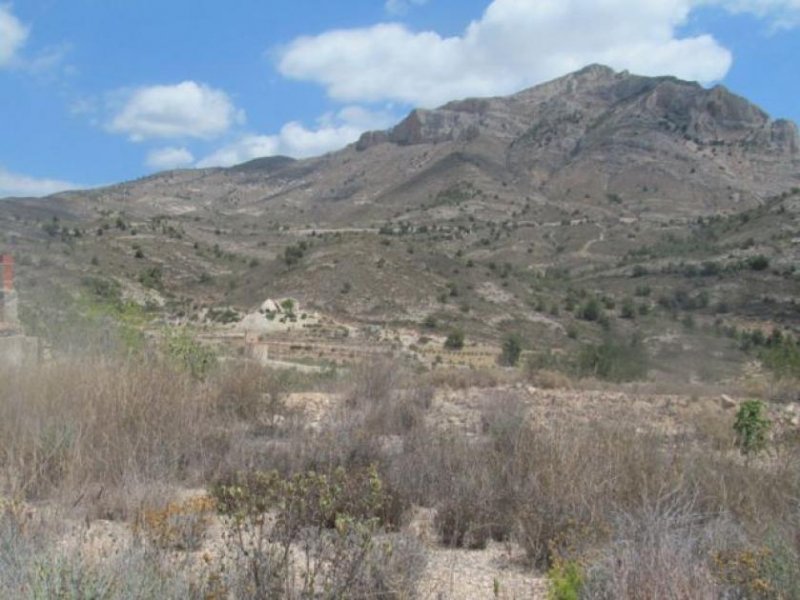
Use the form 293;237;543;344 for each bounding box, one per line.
733;400;770;459
499;334;523;366
577;334;648;382
548;560;584;600
210;466;423;598
577;298;602;322
444;329;465;350
747;255;770;271
138;266;163;290
284;242;307;266
164;328;217;379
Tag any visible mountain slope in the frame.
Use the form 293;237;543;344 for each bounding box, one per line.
2;65;800;381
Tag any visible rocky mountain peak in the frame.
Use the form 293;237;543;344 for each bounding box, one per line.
356;65;798;160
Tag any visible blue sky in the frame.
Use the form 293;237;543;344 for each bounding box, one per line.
1;0;799;197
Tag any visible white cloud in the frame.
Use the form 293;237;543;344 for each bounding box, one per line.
108;81;244;141
145;147;195;171
0;7;74;76
197;135;279;168
385;0;429;15
0;4;29;67
197;106;396;168
702;0;800;27
0;166;78;198
278;0;739;108
24;43;73;76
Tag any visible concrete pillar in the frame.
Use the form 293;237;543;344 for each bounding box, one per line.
3;289;18;325
0;254;16;326
1;254;13;292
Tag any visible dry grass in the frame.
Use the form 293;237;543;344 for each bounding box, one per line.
1;349;799;597
0;358;216;509
422;366;509;389
529;368;573;390
582;497;733;599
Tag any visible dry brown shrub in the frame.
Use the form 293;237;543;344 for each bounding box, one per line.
422;366;505;389
0;357;220;511
211;361;290;429
531;368;574;390
381;429;503;548
692;403;736;451
582;498;730;599
342;358;433;436
134;495;216;551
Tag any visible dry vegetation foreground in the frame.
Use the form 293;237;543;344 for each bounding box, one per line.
1;353;799;599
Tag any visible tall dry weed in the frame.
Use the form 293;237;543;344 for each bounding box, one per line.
0;357;217;511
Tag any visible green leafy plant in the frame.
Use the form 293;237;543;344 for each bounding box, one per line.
548;560;584;600
444;329;465;350
164;328;217;379
209;466;421;598
138;266;163;290
733;400;770;458
283;241;308;266
499;334;523;366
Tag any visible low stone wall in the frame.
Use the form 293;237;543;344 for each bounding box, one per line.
0;335;39;367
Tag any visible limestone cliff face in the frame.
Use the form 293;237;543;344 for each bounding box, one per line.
363;64;798;156
39;65;800;222
351;64;798;207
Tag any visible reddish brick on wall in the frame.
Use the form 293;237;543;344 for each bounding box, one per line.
1;254;13;291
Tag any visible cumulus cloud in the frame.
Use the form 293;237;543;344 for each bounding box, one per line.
385;0;429;15
0;166;79;198
0;4;29;67
278;0;740;108
108;81;244;141
197;106;396;168
145;147;195;171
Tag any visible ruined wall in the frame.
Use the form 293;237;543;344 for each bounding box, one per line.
0;255;17;327
0;254;39;366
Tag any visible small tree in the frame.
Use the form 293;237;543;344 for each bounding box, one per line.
165;328;217;379
444;329;465;350
577;298;601;322
499;334;523;366
747;255;770;271
733;400;770;459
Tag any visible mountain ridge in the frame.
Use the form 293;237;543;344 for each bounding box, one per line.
3;65;800;375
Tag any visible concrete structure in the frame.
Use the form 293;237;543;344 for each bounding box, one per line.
0;254;18;326
0;253;39;366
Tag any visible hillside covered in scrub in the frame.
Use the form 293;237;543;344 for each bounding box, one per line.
2;64;800;599
3;65;800;383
